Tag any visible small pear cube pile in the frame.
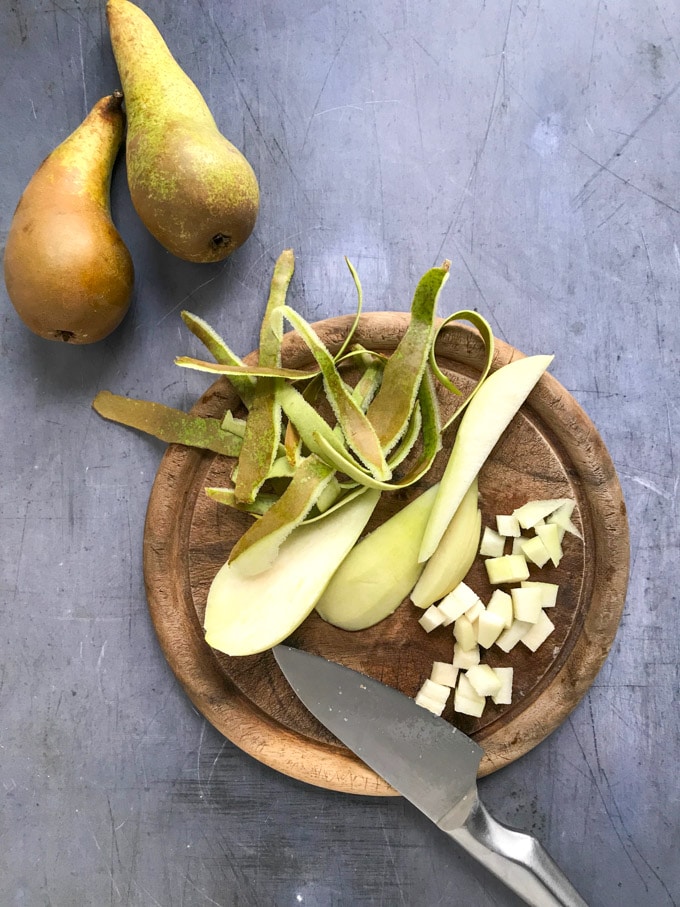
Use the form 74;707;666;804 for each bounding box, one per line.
414;496;581;720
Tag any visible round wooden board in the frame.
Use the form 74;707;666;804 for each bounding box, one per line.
143;312;629;795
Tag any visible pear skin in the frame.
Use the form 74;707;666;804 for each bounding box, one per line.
4;93;134;344
106;0;260;263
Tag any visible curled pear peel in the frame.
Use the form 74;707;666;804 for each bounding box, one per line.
106;0;259;262
4;93;133;343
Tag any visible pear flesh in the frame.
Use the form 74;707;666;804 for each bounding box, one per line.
3;93;134;344
106;0;260;263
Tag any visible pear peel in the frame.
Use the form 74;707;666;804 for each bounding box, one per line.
106;0;259;262
3;92;134;344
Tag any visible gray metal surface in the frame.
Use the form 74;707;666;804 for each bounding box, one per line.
273;646;482;825
1;2;678;906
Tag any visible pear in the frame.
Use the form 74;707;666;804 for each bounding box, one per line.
106;0;260;263
3;93;134;344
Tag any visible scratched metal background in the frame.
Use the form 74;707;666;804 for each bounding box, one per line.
1;1;679;905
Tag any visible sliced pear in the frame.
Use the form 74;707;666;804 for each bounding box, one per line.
204;489;380;656
315;484;439;631
410;478;481;609
419;354;553;563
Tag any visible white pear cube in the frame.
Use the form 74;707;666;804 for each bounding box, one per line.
513;498;568;529
485;553;530;585
430;662;459;688
520;535;551;568
437;592;469;626
495;619;533;652
465;664;502;698
511;586;544;623
520;581;558;608
453;614;477;650
480;526;506;557
465;599;485;624
547;500;582;540
512;535;528;555
496;513;521;537
418;605;445;633
536;522;563;566
476;609;506;648
454;674;486;717
415;691;446;715
451;581;481;609
419;677;451;704
452;642;480;669
521;610;555;652
491;667;514;705
487;589;513;628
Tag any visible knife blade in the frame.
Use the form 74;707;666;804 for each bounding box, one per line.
274;645;588;907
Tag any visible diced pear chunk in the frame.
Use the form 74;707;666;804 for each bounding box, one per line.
415;691;446;715
487;589;513;628
496;513;521;537
418;605;445;633
521;610;555;652
419;678;451;704
477;609;505;648
513;498;568;529
548;500;583;540
535;522;563;566
520;581;558;608
479;526;506;557
485;553;530;585
452;642;480;669
454;673;486;717
430;662;459;688
453;614;477;650
465;664;502;698
491;667;513;705
450;581;481;610
437;592;469;626
520;535;551;568
512;535;528;555
511;586;544;623
495;619;533;653
465;599;485;624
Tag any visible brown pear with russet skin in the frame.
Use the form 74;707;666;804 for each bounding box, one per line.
4;92;134;344
106;0;260;263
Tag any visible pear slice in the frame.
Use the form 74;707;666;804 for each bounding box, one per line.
204;490;380;656
419;354;553;563
315;484;439;631
410;478;481;609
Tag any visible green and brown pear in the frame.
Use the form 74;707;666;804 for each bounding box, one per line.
3;92;134;344
106;0;260;263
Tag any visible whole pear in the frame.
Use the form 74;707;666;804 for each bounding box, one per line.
3;93;134;344
106;0;260;263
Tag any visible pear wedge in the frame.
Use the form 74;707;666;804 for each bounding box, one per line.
106;0;259;262
3;93;134;344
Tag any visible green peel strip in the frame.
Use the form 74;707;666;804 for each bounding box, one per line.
366;262;450;452
228;454;335;575
180;311;256;408
92;391;244;457
233;250;294;503
431;309;495;431
277;304;391;481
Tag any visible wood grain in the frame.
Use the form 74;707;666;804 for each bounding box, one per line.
143;313;629;794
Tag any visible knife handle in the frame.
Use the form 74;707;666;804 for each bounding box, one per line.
442;798;589;907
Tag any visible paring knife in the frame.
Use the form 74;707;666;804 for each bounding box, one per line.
273;645;588;907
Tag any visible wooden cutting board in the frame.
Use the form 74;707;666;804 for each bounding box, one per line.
143;312;629;795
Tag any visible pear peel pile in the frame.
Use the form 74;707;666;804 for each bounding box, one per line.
93;249;555;655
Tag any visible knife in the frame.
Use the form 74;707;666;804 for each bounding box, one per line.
273;645;588;907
